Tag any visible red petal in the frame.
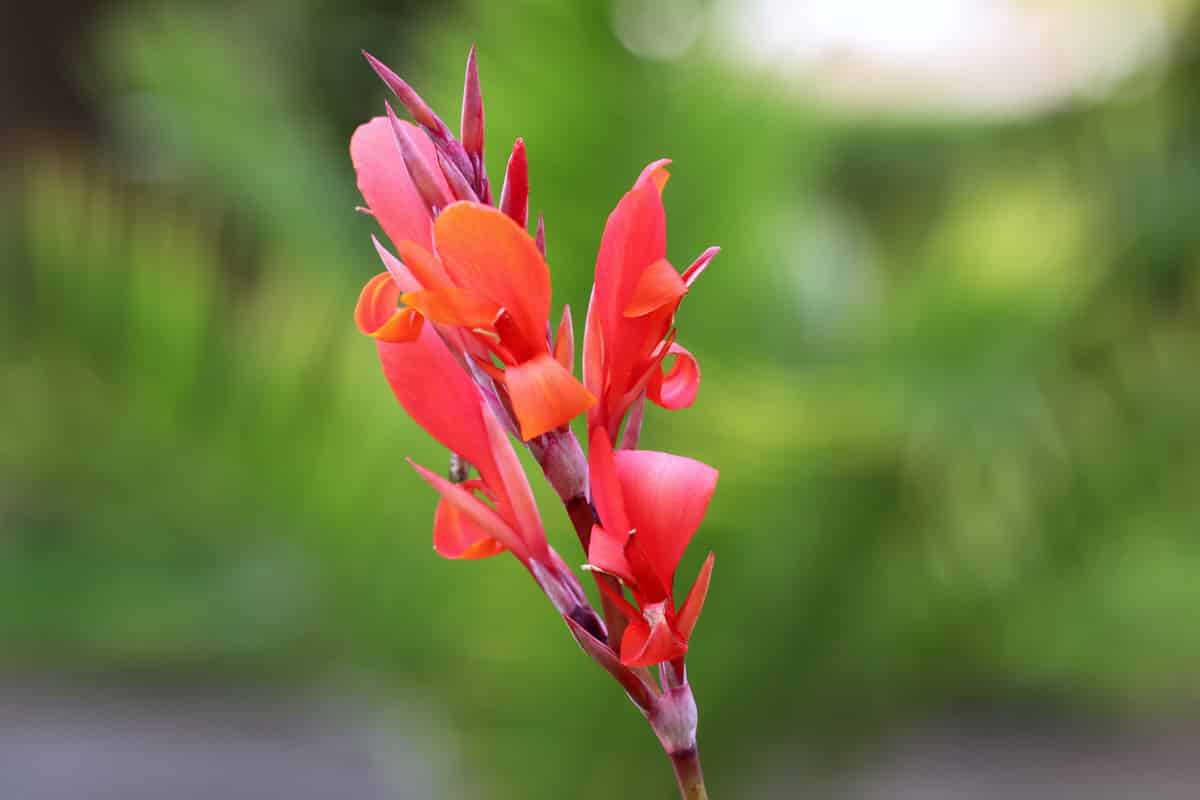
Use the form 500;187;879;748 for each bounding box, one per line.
434;202;551;352
593;175;667;341
587;427;630;542
675;551;714;641
636;158;672;194
624;258;686;318
433;484;505;560
647;342;700;410
480;394;547;558
681;246;719;289
588;524;635;586
410;460;527;559
613;450;718;592
376;324;494;473
503;353;596;440
619;602;687;667
401;287;500;329
350;117;445;251
553;304;575;373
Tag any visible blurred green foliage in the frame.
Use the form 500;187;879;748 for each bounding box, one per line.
4;1;1200;797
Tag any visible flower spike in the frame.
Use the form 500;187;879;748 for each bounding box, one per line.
350;48;719;800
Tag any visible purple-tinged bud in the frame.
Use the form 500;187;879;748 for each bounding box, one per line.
499;138;529;229
385;102;452;215
363;50;450;140
461;45;485;167
437;150;480;203
535;214;546;258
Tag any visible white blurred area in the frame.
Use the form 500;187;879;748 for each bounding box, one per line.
615;0;1175;117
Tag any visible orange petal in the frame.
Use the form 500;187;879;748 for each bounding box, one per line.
434;202;551;351
647;342;700;410
401;287;500;329
355;272;424;341
554;304;575;373
372;307;424;342
395;240;452;289
433;487;506;560
675;551;714;641
624;258;686;318
409;459;527;560
503;353;596;440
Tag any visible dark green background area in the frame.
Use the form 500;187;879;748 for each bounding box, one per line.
3;1;1199;797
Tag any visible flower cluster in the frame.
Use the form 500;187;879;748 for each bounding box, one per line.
351;48;720;798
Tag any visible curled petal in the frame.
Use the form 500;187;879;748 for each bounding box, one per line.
625;258;686;318
433;482;505;560
401;287;500;329
613;449;718;592
675;551;714;641
504;353;596;441
409;460;528;560
647;342;700;410
355;273;423;341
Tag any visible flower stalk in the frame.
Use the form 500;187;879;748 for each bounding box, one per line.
349;47;719;799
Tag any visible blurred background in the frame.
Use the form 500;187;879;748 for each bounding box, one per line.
3;0;1200;797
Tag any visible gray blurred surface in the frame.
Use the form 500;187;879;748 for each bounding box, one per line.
0;679;443;800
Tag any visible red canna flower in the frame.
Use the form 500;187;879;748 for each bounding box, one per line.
355;301;548;564
584;160;720;444
351;52;593;443
585;427;718;667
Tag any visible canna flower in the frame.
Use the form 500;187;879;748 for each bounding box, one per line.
584;161;720;443
357;304;547;563
351;51;592;442
586;428;718;667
